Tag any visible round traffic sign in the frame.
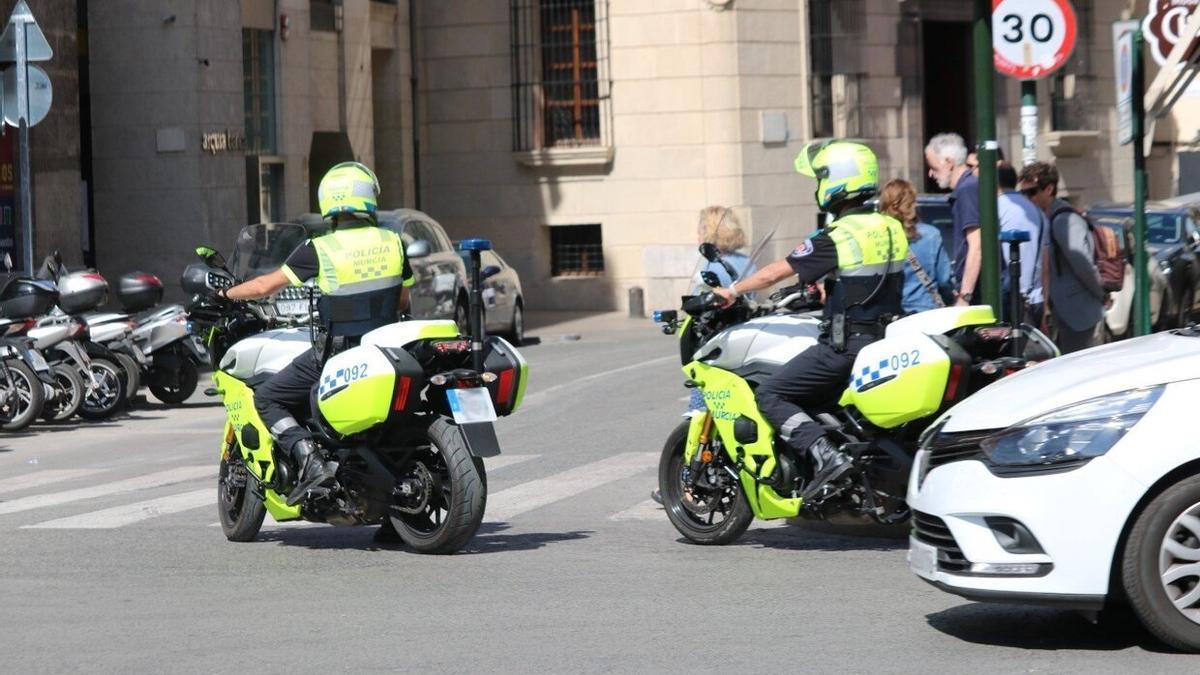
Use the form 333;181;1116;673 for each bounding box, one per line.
992;0;1077;80
2;64;52;127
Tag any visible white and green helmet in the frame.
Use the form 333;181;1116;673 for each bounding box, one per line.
794;141;880;211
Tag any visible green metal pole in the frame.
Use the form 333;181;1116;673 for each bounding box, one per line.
974;0;1001;313
1132;29;1151;336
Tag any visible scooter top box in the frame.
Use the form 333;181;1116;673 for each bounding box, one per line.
57;271;109;315
117;271;164;312
0;275;58;319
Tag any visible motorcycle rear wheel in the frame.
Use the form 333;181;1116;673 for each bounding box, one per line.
389;416;486;554
0;359;45;432
218;453;266;542
659;419;753;545
41;363;84;422
113;352;141;404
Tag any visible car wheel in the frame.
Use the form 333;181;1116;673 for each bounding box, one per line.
1122;474;1200;652
508;302;525;345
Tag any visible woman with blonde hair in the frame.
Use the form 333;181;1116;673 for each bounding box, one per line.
695;206;756;291
879;179;953;313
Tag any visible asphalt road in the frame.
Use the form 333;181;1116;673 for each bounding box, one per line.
0;313;1196;673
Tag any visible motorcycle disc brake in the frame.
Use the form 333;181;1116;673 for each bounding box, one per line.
393;462;433;515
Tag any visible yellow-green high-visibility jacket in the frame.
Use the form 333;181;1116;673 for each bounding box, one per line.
826;211;908;322
281;225;414;337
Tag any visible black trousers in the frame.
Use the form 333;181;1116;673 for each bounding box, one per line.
255;348;322;454
756;336;874;452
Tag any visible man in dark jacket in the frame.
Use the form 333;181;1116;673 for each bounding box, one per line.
1018;162;1104;353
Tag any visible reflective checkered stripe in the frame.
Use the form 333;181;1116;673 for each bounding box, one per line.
852;358;894;391
311;227;406;296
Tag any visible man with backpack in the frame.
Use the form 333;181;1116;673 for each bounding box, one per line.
1018;162;1119;353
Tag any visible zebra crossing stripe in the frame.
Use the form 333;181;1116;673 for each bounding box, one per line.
0;465;213;516
608;499;664;522
23;488;214;529
483;454;540;471
0;469;109;496
485;452;656;521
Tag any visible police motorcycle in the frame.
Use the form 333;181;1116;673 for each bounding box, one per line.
653;243;1059;545
86;271;209;405
184;226;527;553
28;253;129;420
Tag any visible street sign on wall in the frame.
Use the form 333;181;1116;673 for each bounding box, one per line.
992;0;1078;80
1114;20;1140;146
1143;0;1200;66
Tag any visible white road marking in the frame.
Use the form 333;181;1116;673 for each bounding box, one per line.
486;452;657;521
0;469;109;496
0;465;213;516
519;355;676;408
24;488;214;529
484;454;539;471
608;499;664;522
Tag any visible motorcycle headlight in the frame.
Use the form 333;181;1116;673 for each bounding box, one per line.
980;386;1163;470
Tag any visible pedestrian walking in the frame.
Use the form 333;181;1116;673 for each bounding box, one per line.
925;133;980;306
879;178;953;313
996;161;1046;324
1018;162;1104;353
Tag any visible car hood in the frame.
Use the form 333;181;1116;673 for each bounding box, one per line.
941;332;1200;433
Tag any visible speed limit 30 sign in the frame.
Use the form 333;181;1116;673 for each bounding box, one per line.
992;0;1078;79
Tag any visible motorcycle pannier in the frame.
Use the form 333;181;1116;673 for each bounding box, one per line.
482;336;528;417
57;271;110;314
117;271;164;312
0;276;58;318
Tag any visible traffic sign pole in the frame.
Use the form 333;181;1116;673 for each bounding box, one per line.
976;0;1002;315
1132;28;1150;337
15;17;30;274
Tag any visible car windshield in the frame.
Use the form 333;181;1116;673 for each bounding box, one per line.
1091;210;1184;245
229;223;309;281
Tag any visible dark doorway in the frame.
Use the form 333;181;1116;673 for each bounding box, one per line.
922;21;974;192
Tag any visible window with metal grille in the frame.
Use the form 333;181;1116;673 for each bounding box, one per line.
550;224;604;276
807;0;865;138
511;0;611;151
311;0;337;33
242;29;276;155
1051;0;1094;131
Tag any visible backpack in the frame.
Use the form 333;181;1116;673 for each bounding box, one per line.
1050;206;1125;293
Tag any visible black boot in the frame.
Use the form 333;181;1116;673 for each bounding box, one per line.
286;439;337;506
802;437;853;501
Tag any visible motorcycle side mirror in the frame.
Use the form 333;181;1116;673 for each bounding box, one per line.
700;270;721;288
406;240;432;259
195;246;228;270
698;242;721;263
481;265;502;280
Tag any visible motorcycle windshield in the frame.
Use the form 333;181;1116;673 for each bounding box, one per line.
229;223;309;281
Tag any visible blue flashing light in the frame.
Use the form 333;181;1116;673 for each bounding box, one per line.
652;311;664;322
999;230;1031;243
458;238;493;252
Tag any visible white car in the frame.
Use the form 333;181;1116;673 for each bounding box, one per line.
908;329;1200;651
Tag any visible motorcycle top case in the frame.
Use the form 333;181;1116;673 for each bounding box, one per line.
116;271;164;312
57;271;110;314
839;332;951;429
0;275;59;319
481;336;528;416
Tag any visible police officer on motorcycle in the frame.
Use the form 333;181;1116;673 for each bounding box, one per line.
713;141;906;499
216;162;415;504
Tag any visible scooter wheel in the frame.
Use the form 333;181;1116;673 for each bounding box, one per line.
77;358;127;421
113;353;141;404
149;358;198;405
41;363;85;422
0;359;45;432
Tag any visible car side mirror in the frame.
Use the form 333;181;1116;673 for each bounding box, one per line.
406;240;432;259
700;270;721;288
698;242;720;263
481;265;502;280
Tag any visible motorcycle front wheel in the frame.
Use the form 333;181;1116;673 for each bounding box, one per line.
388;416;486;554
659;419;753;545
41;363;84;422
218;453;266;542
77;358;127;420
0;359;45;431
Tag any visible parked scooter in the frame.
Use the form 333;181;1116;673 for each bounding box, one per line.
0;276;61;430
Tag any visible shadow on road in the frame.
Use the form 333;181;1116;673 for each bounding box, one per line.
720;526;906;552
255;521;590;555
926;603;1170;652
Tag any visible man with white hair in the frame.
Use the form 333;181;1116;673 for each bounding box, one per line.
924;133;980;305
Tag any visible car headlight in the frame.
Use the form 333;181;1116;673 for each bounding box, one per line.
979;386;1163;470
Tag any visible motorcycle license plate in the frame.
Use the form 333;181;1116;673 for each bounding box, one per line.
909;537;938;580
277;300;308;316
446;387;497;424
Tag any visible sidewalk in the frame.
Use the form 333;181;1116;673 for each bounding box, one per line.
525;310;655;341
